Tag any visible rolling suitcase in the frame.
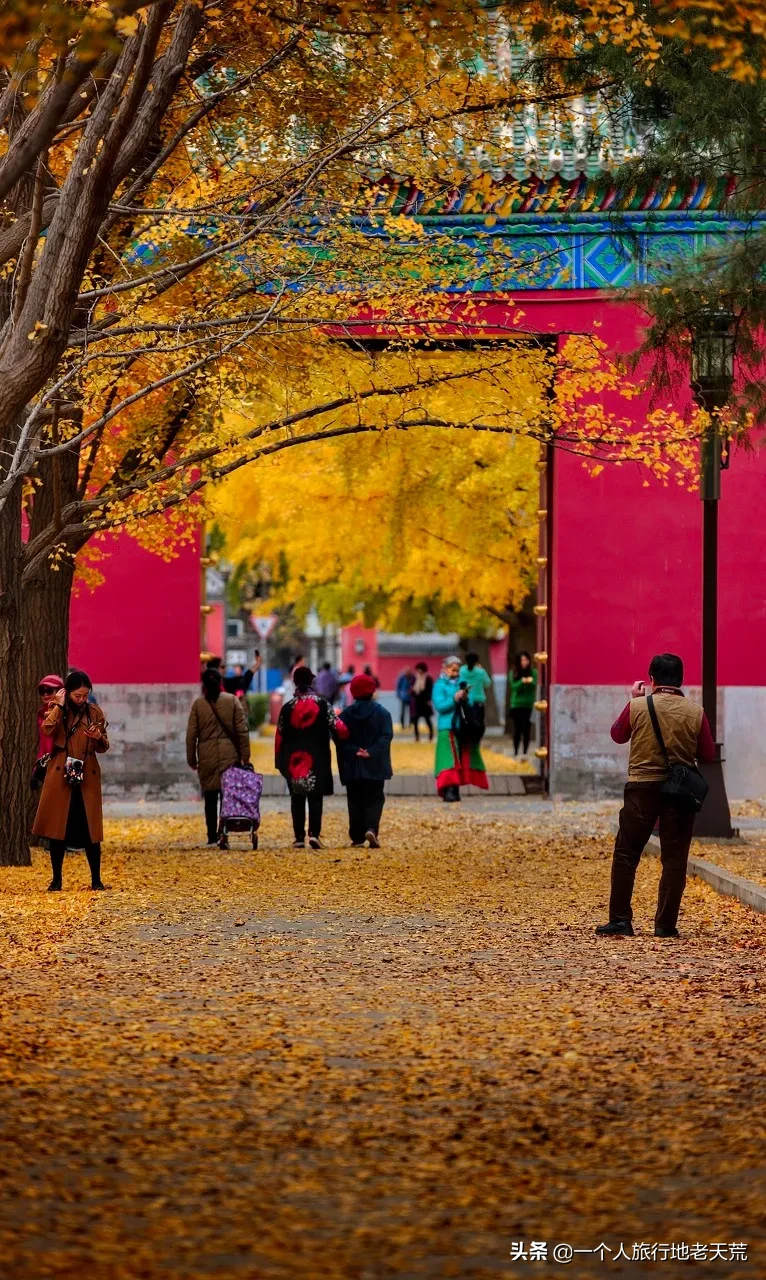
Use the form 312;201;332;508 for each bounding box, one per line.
219;764;263;850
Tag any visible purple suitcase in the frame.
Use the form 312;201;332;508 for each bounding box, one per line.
219;765;263;849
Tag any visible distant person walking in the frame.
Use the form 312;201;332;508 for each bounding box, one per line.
596;653;716;939
275;666;349;849
432;656;488;802
339;664;355;709
187;669;251;846
224;655;262;698
396;668;414;729
509;651;536;756
410;662;434;742
32;670;109;891
338;674;393;847
363;664;381;689
315;661;340;704
459;652;492;738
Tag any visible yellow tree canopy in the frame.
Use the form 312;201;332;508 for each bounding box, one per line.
2;0;717;575
211;419;541;636
208;334;700;634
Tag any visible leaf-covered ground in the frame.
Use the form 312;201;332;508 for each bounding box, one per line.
699;838;766;890
249;735;536;776
0;799;764;1279
708;801;766;889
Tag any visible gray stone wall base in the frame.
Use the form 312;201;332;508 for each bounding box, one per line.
551;684;766;800
94;680;531;800
97;684;200;800
646;838;766;915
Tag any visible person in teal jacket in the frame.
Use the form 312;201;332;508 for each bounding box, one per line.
510;650;537;756
432;656;488;802
459;653;492;703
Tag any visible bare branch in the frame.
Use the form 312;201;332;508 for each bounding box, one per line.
0;55;94;203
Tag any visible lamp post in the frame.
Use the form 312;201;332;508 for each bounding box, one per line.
691;309;736;838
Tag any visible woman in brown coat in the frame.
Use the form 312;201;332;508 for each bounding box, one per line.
32;669;109;891
186;669;251;845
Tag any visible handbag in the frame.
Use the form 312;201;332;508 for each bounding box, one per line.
30;752;51;792
646;694;709;813
210;700;254;771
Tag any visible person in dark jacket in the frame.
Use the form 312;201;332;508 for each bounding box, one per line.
275;666;349;849
338;674;394;848
224;655;262;698
410;662;434;742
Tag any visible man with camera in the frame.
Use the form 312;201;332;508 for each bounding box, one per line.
596;653;716;939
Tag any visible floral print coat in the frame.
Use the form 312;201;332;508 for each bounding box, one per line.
275;693;349;796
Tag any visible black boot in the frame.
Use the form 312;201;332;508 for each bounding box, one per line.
595;919;634;937
87;843;105;890
48;844;64;892
654;926;679;938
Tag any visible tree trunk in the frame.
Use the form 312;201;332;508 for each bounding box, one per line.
0;486;33;866
21;560;75;834
22;561;73;688
21;448;80;831
459;635;500;727
23;446;80;687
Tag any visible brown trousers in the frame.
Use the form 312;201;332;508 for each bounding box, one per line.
609;782;695;931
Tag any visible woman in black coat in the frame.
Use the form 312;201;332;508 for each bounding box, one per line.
275;665;349;849
338;674;394;848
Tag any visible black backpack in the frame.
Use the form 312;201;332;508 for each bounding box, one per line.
646;695;709;814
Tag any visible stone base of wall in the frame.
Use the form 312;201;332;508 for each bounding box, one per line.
96;684;200;800
92;681;766;802
551;684;766;800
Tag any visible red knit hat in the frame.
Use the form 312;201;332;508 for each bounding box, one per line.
350;674;377;700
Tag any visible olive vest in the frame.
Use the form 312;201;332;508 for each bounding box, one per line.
628;693;703;783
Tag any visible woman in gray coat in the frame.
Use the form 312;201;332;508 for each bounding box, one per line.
187;670;251;845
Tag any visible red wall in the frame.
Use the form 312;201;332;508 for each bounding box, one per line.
68;293;766;694
509;293;766;688
69;535;201;684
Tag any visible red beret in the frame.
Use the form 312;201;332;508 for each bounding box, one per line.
350;674;377;699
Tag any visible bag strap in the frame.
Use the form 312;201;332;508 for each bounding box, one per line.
209;697;242;764
646;694;671;770
62;703;90;758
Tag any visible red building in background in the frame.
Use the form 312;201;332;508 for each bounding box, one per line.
68;181;766;799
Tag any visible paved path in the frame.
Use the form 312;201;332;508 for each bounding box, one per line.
0;798;763;1279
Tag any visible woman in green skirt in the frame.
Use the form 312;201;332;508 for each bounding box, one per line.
432;656;489;802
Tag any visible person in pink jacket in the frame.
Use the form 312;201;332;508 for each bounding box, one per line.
36;674;64;760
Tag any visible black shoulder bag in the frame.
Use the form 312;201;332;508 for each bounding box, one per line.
646;694;709;814
452;699;486;746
